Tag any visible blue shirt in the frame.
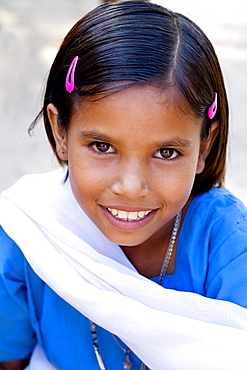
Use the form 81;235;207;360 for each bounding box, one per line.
0;188;247;368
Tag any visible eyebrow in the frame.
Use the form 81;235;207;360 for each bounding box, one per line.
156;138;192;148
79;130;112;142
80;130;192;147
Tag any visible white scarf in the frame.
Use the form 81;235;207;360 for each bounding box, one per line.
1;168;247;370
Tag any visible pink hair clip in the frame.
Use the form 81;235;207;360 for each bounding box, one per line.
208;92;217;119
65;56;80;93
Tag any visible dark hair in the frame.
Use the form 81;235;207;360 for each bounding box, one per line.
30;0;228;194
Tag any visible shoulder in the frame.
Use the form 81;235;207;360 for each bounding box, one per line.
180;189;247;307
180;188;247;282
192;187;246;214
187;188;246;234
193;189;247;307
203;187;245;208
0;225;24;254
0;226;26;277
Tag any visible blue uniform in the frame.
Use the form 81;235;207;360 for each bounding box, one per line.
0;188;247;369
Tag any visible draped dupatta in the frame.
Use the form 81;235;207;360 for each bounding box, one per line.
1;169;247;370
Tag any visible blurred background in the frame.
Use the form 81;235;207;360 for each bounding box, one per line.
0;0;246;204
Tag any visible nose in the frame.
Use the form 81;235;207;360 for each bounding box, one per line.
110;158;150;199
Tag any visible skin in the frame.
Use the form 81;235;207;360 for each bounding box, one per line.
0;359;30;370
0;86;218;369
49;86;218;277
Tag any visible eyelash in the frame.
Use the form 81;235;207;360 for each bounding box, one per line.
153;148;180;160
89;141;180;160
89;142;115;154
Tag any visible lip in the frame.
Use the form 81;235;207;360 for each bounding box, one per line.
100;205;158;231
101;205;158;212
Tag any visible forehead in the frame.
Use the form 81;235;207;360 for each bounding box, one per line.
70;86;203;139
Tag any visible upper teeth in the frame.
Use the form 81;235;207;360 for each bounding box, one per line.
107;208;152;221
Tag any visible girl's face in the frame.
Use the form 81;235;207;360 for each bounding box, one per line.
49;86;214;249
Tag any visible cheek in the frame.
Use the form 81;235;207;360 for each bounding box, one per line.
154;161;198;201
68;154;110;203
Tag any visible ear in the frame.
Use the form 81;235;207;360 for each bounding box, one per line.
47;103;68;161
196;121;219;174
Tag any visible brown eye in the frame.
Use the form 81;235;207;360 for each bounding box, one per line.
154;148;178;160
91;142;115;153
159;149;174;158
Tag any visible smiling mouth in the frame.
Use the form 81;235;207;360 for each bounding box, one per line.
106;208;152;221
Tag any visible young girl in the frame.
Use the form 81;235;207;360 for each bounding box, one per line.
1;1;247;369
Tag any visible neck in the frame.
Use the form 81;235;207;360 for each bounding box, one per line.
120;216;177;279
120;196;193;279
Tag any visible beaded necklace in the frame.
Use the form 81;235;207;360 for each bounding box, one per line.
90;211;182;370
